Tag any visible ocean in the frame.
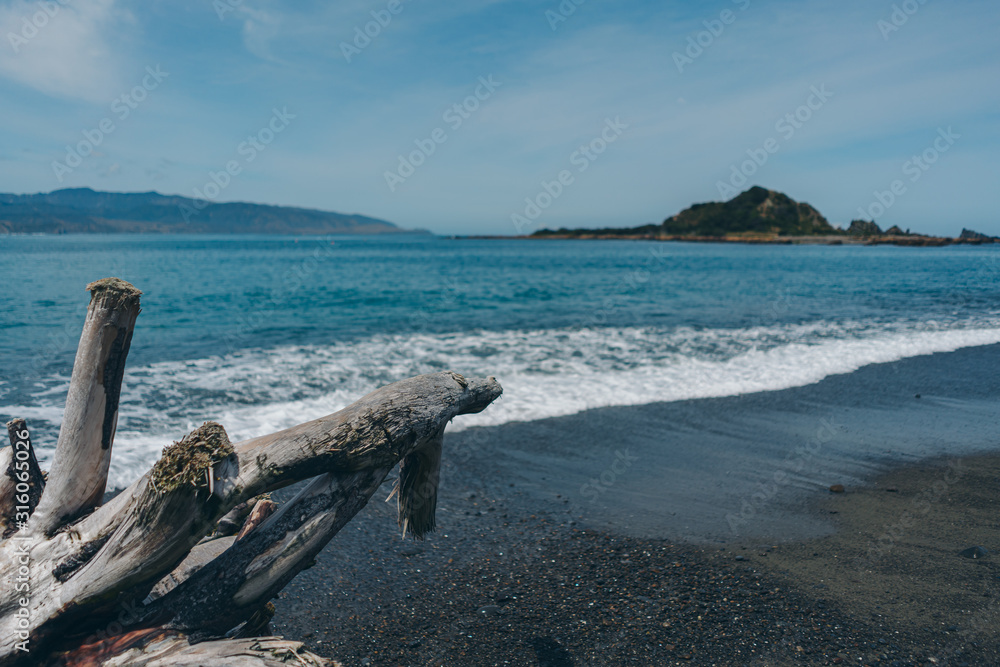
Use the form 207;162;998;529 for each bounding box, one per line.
2;233;999;491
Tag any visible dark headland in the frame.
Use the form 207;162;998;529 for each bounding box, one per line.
527;186;997;246
0;188;423;235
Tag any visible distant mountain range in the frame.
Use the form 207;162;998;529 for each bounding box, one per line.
531;186;996;245
0;188;413;235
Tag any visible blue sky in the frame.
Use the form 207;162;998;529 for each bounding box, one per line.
1;0;998;235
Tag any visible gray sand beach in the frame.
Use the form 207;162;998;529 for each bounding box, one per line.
271;345;1000;665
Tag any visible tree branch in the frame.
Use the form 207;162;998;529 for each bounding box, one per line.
149;468;389;636
1;419;45;537
0;276;505;667
0;372;501;664
49;630;339;667
29;278;141;535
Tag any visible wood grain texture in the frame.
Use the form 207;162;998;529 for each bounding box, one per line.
28;278;141;535
0;371;499;665
0;278;501;666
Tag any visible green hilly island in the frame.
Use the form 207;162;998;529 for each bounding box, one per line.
531;186;994;246
659;186;834;236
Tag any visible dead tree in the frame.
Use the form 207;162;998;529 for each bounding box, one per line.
0;278;502;666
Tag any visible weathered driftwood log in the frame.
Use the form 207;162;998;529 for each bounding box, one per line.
0;278;502;667
29;278;141;535
1;420;46;538
50;631;338;667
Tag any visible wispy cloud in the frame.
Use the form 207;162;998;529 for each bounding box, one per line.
0;0;997;234
237;4;283;62
0;0;132;103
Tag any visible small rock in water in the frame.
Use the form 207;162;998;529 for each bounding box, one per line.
958;546;989;559
829;484;845;493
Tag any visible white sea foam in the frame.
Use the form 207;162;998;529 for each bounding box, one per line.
4;319;1000;488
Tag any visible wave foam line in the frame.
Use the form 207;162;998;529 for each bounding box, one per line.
4;321;999;489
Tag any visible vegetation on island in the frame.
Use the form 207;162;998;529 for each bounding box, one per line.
531;186;996;245
660;186;835;236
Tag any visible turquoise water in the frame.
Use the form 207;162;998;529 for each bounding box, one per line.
1;234;998;486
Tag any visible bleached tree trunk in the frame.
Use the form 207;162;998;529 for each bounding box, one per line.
29;278;141;535
0;278;502;667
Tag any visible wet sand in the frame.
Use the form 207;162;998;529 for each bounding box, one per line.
446;344;999;545
271;345;1000;665
743;453;1000;665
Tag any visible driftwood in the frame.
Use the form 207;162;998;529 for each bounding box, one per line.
0;278;502;666
30;278;141;535
1;420;46;538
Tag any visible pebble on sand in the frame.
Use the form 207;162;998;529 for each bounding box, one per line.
958;546;989;559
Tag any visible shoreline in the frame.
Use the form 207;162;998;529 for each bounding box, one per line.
454;233;997;247
270;345;1000;665
271;456;1000;666
446;344;1000;544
